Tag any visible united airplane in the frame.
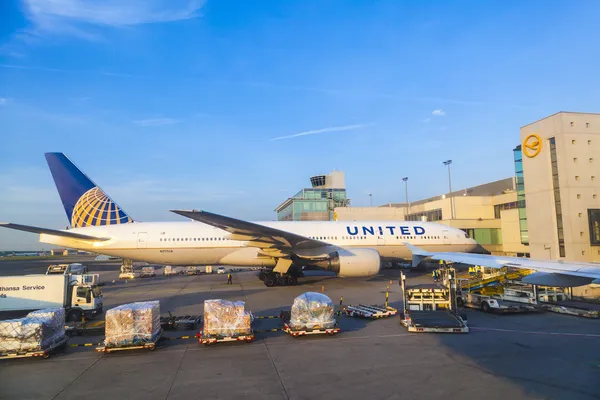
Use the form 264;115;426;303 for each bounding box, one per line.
2;153;599;288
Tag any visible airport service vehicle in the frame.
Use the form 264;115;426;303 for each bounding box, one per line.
140;266;156;278
119;265;136;280
46;263;88;275
399;273;468;333
217;266;226;274
456;279;539;313
205;266;213;274
0;274;103;321
163;265;182;276
3;152;600;289
185;266;201;275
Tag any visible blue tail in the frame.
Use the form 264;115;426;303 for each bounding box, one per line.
45;152;134;228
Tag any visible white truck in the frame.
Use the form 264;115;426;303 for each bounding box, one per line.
0;274;103;322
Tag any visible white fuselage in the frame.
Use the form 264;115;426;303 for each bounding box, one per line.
39;220;479;267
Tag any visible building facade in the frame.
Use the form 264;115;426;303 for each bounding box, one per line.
520;112;600;263
275;172;350;221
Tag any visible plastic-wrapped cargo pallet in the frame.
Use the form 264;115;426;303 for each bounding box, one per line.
105;301;161;346
203;300;252;337
290;292;336;330
0;308;66;353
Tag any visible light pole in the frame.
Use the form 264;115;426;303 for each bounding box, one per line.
369;193;372;207
443;160;456;219
402;177;409;219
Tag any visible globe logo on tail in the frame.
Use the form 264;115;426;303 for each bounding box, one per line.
71;187;132;228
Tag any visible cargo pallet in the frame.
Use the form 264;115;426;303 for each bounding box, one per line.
344;305;398;319
196;332;255;345
0;335;68;360
95;330;163;353
279;311;341;337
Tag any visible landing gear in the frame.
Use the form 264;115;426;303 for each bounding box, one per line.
262;272;299;287
258;271;267;281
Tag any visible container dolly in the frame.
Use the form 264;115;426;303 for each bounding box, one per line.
0;335;68;360
196;331;255;345
95;329;163;353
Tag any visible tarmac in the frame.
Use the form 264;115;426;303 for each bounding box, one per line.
1;257;599;400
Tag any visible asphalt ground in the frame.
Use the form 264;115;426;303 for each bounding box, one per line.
0;258;599;400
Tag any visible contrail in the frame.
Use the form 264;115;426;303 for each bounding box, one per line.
271;124;369;141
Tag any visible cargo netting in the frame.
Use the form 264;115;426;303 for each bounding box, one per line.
289;292;336;330
203;299;252;337
0;308;66;353
105;301;161;347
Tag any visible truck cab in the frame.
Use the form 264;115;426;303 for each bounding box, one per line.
67;275;103;321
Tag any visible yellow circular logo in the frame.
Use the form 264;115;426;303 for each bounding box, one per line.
523;134;542;158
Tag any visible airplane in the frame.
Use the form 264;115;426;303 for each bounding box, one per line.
0;153;482;287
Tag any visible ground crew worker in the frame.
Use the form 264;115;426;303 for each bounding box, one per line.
227;273;232;285
468;266;474;277
432;270;438;282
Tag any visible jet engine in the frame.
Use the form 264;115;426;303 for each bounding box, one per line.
325;248;381;277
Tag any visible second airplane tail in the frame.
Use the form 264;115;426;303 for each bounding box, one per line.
45;152;134;228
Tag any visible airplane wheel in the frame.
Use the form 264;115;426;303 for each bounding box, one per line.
258;271;266;281
287;276;298;286
264;275;276;287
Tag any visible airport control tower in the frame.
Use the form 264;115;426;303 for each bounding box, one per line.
275;171;350;221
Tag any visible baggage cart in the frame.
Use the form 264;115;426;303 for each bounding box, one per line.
280;310;341;337
0;334;68;360
95;329;163;353
344;305;398;319
196;331;255;345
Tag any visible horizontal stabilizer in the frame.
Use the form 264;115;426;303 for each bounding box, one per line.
0;223;110;242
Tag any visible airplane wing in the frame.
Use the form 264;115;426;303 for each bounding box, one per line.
170;209;332;258
405;243;600;287
0;223;110;242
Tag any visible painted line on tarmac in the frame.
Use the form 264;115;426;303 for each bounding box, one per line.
471;327;600;338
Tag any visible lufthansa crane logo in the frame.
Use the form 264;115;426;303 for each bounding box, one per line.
71;187;132;228
523;134;542;158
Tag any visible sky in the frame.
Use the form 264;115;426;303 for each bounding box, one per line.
1;0;600;250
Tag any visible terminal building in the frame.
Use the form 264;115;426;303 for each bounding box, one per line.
275;171;350;221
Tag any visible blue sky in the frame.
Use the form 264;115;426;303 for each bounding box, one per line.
1;0;600;250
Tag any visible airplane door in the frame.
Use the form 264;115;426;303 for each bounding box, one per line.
442;230;450;245
137;232;148;249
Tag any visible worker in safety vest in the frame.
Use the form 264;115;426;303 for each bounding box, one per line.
227;273;232;285
468;266;474;277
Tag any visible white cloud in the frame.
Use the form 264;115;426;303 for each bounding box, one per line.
133;118;180;127
271;124;370;141
19;0;205;39
432;109;446;116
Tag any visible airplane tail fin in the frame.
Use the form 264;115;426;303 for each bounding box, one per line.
44;152;134;228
